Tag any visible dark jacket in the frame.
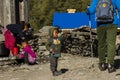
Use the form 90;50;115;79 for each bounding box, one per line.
87;0;120;26
46;27;64;57
6;24;24;38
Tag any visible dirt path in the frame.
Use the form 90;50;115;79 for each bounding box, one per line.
0;54;120;80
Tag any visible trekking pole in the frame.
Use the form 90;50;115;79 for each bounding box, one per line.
116;10;120;55
116;9;119;18
88;15;94;68
116;9;120;28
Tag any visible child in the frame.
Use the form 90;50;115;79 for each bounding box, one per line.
46;27;66;76
19;40;36;65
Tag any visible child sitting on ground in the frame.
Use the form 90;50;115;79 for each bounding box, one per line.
19;40;36;65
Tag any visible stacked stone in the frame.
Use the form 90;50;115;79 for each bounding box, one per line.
28;26;52;63
29;26;98;59
62;27;98;57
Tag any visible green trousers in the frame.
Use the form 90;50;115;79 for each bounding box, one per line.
97;24;117;65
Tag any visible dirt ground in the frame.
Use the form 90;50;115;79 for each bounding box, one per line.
0;54;120;80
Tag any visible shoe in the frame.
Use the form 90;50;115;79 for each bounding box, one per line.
52;71;62;76
56;70;62;74
108;64;116;73
98;63;107;71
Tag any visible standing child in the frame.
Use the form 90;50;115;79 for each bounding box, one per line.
19;40;36;65
46;27;66;76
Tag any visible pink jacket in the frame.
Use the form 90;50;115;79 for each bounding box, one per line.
20;45;36;63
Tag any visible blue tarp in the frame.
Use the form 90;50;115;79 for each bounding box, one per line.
53;12;91;29
53;12;120;29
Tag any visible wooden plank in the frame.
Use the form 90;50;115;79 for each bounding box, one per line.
3;0;11;26
24;0;29;22
0;56;16;61
0;0;4;25
19;0;29;22
10;0;16;24
0;0;29;26
19;1;25;21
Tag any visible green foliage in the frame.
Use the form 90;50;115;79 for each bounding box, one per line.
29;0;91;31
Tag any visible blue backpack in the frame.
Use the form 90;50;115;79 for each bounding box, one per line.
96;0;114;23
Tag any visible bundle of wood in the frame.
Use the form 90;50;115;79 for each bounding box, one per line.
62;27;98;57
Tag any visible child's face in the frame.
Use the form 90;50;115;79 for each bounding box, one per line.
22;42;27;48
53;29;58;38
23;26;28;31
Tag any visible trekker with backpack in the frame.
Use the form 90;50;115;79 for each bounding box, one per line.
87;0;120;73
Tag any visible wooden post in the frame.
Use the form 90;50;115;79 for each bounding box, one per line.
0;0;15;26
24;0;29;22
19;0;29;22
0;0;4;26
10;0;16;24
0;0;29;26
19;1;25;21
3;0;11;26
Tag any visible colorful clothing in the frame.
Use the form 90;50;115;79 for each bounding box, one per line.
4;29;15;50
46;27;65;73
20;45;36;64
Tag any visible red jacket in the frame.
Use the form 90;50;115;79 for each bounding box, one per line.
4;29;15;50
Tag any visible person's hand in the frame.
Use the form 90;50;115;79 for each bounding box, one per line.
52;51;55;54
86;6;90;15
17;44;23;48
50;49;56;54
21;37;25;40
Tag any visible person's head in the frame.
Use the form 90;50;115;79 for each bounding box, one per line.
26;23;31;28
23;23;31;32
49;27;59;38
53;28;58;38
21;40;28;48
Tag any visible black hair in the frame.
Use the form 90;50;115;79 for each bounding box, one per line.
21;39;28;44
54;25;60;33
25;23;31;28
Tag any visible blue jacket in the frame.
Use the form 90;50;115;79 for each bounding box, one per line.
87;0;120;27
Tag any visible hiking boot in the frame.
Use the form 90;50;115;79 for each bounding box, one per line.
52;71;62;76
98;63;107;71
108;64;116;73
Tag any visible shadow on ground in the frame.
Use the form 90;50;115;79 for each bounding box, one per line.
115;59;120;69
61;68;69;74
